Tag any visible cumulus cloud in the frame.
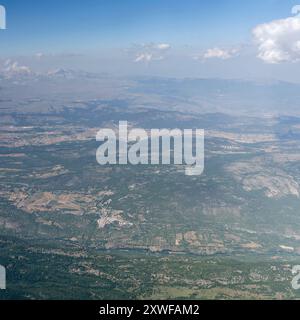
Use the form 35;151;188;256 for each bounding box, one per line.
253;8;300;64
135;53;155;63
2;60;32;77
133;42;171;63
194;47;240;61
35;52;45;59
155;43;171;50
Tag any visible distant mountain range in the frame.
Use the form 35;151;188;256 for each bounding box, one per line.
1;69;300;116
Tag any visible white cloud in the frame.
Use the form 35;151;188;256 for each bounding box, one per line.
155;43;171;50
194;47;240;61
2;60;32;77
253;10;300;64
34;52;83;59
133;42;171;63
35;52;45;59
135;53;154;63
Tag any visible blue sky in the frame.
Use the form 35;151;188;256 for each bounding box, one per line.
0;0;297;53
1;0;300;81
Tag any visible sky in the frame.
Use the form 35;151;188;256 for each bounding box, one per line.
1;0;300;81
